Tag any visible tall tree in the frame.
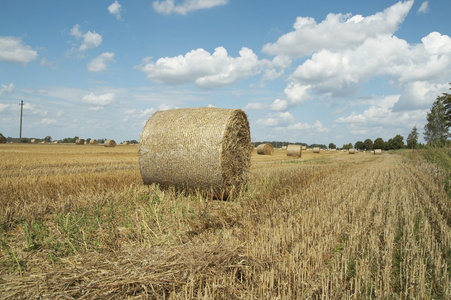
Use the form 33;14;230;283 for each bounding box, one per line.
373;138;385;150
329;142;336;149
442;83;451;128
354;141;364;150
424;97;449;146
363;138;373;150
387;134;404;150
406;126;419;149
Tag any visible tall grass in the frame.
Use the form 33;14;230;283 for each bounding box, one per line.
1;145;450;299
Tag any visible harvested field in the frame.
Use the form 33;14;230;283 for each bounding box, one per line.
1;144;450;299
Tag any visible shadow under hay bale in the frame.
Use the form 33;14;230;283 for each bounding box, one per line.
104;139;116;147
256;143;274;155
286;144;302;157
139;107;252;199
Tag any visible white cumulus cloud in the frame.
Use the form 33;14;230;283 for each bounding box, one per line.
69;25;102;54
418;1;429;14
137;47;261;88
81;92;115;106
153;0;228;15
0;83;15;97
88;52;115;72
108;1;123;20
262;0;414;57
0;36;38;64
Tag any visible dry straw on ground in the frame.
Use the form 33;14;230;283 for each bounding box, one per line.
374;149;382;155
75;139;85;145
349;148;356;154
257;143;274;155
139;107;252;198
104;139;116;147
313;147;320;153
286;144;302;157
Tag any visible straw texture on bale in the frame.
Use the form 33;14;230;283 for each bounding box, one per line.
104;139;116;147
374;149;382;155
286;144;302;157
75;139;85;145
313;147;320;153
349;148;356;154
0;135;6;144
257;143;274;155
90;139;98;145
139;107;252;198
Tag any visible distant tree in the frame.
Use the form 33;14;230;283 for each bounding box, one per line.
363;138;373;150
342;143;353;150
44;136;52;143
406;126;419;149
354;141;364;150
329;143;336;149
62;136;78;143
373;137;385;150
387;134;404;150
424;97;449;146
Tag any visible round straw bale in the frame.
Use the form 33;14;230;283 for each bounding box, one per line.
75;138;85;145
257;143;274;155
302;146;307;150
349;148;356;154
374;149;382;155
281;146;287;150
139;107;252;198
286;144;302;157
104;139;116;147
0;135;6;144
313;147;320;153
31;139;39;144
90;139;98;145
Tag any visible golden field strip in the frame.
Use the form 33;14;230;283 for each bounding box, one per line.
1;144;450;299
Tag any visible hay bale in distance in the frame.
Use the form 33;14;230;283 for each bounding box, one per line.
302;146;307;150
257;143;274;155
90;139;98;145
374;149;382;155
75;139;85;145
349;148;356;154
313;147;320;153
139;107;252;198
31;139;39;144
104;139;116;147
286;144;302;157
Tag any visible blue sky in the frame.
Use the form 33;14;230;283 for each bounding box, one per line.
1;0;450;146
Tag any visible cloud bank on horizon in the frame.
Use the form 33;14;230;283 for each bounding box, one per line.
0;0;450;145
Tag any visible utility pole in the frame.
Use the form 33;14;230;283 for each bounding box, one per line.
19;100;23;142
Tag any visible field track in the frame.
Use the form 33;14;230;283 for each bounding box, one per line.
1;144;450;298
